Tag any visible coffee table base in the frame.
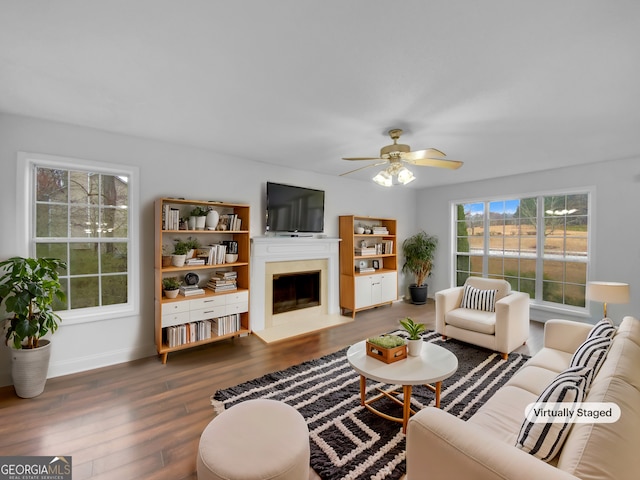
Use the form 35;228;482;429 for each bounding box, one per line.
359;375;442;433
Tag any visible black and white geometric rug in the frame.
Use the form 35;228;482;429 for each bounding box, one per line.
212;330;529;480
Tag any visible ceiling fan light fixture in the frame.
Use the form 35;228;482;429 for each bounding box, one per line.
397;166;415;185
373;169;392;187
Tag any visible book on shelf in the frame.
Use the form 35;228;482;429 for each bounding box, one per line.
185;258;205;265
163;204;181;230
219;214;242;231
179;286;205;296
372;227;389;234
164;314;242;347
355;247;377;256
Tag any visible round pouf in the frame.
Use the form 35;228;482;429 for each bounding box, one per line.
197;399;310;480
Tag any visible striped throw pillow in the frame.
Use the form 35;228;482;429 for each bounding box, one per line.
460;285;497;312
516;365;591;461
569;335;611;379
586;317;616;340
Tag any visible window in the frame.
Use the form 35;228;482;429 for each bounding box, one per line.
19;153;139;323
454;191;590;310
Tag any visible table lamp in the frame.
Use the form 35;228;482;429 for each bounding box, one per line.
586;281;630;317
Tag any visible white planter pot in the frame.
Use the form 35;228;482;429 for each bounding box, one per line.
11;340;52;398
164;289;179;299
407;339;423;356
195;216;207;230
172;254;186;267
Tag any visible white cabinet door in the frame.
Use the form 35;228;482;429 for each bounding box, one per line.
380;272;398;303
355;276;372;309
370;276;382;305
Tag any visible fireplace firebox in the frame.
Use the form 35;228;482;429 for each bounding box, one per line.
272;270;321;314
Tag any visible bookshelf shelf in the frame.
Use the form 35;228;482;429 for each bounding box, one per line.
154;197;251;363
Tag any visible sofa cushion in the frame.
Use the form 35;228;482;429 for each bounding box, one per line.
515;366;590;462
522;347;573;374
503;365;561;396
445;308;496;335
586;317;616;339
461;285;498;312
569;335;611;380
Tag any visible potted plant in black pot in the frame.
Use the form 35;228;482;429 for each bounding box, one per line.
0;256;66;398
402;231;438;305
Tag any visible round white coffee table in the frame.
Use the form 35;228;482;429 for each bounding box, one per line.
346;340;458;433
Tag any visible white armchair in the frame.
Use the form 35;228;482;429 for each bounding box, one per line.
435;277;530;359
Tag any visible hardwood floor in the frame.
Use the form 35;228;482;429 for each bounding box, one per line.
0;301;543;479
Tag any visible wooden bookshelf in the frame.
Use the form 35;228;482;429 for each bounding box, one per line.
154;198;250;363
339;215;398;318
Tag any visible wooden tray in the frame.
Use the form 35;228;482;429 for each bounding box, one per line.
366;341;407;364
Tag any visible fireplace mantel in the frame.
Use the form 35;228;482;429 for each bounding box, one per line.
250;236;341;331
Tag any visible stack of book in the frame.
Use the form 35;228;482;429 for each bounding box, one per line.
206;271;238;292
355;246;377;256
179;285;205;296
372;226;389;235
356;266;376;273
185;257;205;266
195;244;228;265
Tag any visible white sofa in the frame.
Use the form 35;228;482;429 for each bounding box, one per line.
406;316;640;480
436;277;530;359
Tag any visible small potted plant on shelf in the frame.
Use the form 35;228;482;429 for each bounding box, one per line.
402;231;438;305
189;206;208;230
400;317;426;356
0;256;67;398
172;240;190;267
162;277;181;299
183;237;200;259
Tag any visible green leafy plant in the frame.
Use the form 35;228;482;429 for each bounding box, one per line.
402;231;438;286
190;206;208;217
162;277;181;291
0;256;67;349
367;334;405;349
399;317;426;340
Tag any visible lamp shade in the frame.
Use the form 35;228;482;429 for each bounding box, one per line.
586;281;630;304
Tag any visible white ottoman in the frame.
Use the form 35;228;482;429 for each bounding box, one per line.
197;399;310;480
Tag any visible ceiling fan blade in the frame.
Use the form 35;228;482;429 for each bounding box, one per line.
342;156;383;161
402;148;446;160
405;157;464;169
340;161;387;176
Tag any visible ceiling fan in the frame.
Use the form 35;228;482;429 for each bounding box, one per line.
341;129;463;186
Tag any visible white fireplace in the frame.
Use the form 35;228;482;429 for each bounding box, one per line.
250;236;341;332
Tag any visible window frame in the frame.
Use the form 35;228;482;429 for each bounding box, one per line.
451;187;594;316
18;152;140;325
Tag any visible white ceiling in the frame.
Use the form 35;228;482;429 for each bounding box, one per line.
1;1;639;188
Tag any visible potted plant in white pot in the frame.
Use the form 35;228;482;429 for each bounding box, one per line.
162;277;181;299
190;206;208;230
172;240;190;267
400;317;426;356
402;231;438;305
0;256;66;398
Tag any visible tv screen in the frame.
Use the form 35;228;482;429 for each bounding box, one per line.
266;182;325;233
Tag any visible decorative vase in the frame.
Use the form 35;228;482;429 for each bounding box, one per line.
172;254;186;267
206;209;220;229
164;289;179;299
195;216;207;230
188;216;197;230
407;339;423;356
11;340;52;398
355;226;365;234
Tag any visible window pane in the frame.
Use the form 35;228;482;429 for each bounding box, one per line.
70;171;100;205
101;207;128;237
488;257;503;276
470;255;483;273
102;274;128;305
35;243;68;276
70;243;99;275
102;175;129;207
36;204;68;237
36;168;68;202
543;260;564;282
565;284;586;307
542;280;563;303
565;262;586;284
101;243;127;273
70;206;101;238
70;276;99;308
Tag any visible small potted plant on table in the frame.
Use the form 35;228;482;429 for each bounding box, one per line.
400;317;426;356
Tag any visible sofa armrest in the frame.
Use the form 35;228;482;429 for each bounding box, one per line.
543;319;592;354
435;286;464;334
406;408;580;480
494;291;530;354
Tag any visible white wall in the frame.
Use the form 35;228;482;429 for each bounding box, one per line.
0;113;418;386
416;157;640;324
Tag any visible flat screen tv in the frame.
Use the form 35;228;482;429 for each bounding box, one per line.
266;182;325;233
